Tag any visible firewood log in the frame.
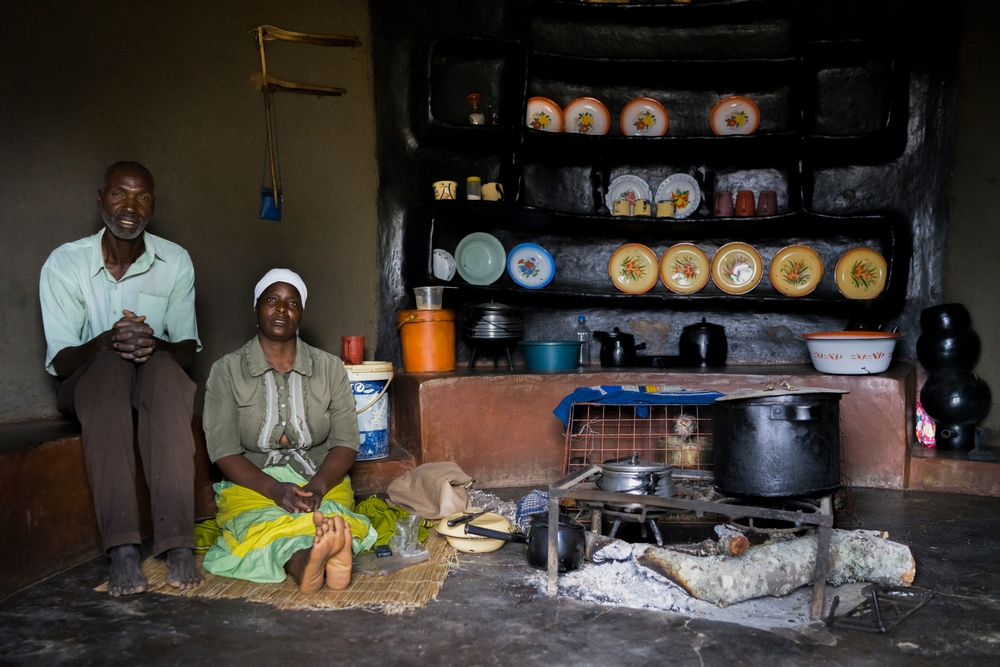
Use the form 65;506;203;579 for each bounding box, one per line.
585;532;633;563
636;529;915;607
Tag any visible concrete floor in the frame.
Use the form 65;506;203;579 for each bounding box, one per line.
2;487;999;666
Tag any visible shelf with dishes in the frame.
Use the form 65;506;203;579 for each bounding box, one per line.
425;204;909;313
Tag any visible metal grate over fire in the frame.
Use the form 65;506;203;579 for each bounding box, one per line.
563;402;715;474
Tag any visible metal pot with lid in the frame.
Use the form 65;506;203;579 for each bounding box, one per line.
462;302;523;342
679;317;728;367
593;327;647;367
598;454;673;508
712;384;846;497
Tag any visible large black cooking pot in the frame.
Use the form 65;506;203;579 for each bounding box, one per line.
713;390;844;497
465;513;585;572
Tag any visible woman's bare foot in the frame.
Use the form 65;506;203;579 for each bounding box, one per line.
323;515;353;591
166;548;203;590
108;544;147;597
285;513;354;594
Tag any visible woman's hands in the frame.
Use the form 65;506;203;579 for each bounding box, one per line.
269;481;319;513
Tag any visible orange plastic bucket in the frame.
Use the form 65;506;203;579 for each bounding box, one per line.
397;309;456;372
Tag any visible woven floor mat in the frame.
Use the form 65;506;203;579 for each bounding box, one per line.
95;533;458;614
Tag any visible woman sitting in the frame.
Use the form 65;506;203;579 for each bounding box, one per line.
201;269;376;593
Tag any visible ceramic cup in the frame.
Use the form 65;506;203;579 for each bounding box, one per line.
756;190;777;216
714;190;734;217
655;200;676;218
634;199;652;217
612;199;632;217
482;182;504;201
735;190;756;217
342;336;364;365
432;180;458;201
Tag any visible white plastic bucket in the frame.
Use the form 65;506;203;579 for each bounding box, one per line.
345;361;393;460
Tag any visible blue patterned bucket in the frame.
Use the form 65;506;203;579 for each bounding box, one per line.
345;362;393;460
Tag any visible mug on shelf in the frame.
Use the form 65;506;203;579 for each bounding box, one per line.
432;180;458;201
735;190;756;217
611;199;632;217
714;190;734;217
756;190;777;216
655;201;675;218
482;182;504;201
634;199;652;217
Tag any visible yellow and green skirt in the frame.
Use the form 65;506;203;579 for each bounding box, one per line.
199;465;378;583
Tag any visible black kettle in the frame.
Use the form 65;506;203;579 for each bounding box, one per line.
593;327;647;367
678;318;727;367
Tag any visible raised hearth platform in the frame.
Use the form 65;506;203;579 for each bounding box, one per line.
390;363;918;490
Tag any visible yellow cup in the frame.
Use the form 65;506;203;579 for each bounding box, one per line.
611;199;632;216
656;200;676;218
482;182;504;201
634;199;652;217
432;180;458;200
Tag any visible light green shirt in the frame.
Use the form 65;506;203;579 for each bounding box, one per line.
39;229;201;375
203;336;361;477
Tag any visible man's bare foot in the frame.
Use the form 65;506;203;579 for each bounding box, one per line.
108;544;147;597
166;548;203;590
323;515;353;591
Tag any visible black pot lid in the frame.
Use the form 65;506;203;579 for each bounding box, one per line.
683;317;725;332
475;302;515;311
716;384;848;402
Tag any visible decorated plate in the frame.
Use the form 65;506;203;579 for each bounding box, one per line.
525;97;563;133
564;97;611;135
654;174;701;219
605;174;652;212
711;242;764;295
507;243;555;289
608;243;659;294
455;232;507;285
835;247;887;300
710;95;761;136
433;248;457;281
659;243;711;294
769;245;824;297
620;97;669;137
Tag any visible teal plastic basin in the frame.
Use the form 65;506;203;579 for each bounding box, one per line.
520;341;581;372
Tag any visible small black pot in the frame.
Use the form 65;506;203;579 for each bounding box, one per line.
594;328;647;367
466;514;586;572
679;318;727;367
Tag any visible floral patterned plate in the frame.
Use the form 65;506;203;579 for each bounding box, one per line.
507;243;555;289
620;97;669;137
605;174;652;213
525;97;563;133
711;242;763;295
835;247;887;300
709;95;761;136
608;243;659;294
564;97;611;135
654;174;701;219
660;243;711;294
769;245;824;297
455;232;507;285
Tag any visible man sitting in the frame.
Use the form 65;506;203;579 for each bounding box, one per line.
39;161;203;596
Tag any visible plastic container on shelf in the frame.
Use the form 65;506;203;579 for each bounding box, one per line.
575;316;592;366
397;309;456;372
414;286;445;310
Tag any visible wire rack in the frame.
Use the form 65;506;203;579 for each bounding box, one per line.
563;402;715;474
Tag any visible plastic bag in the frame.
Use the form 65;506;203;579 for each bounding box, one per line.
353;515;430;577
389;515;427;558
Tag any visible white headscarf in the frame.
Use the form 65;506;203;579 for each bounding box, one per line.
253;268;308;308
